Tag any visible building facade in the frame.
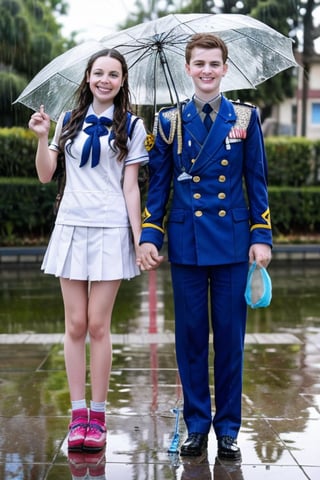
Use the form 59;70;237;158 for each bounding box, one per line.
266;55;320;139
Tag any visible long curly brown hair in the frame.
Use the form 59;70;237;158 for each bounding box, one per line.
59;48;133;163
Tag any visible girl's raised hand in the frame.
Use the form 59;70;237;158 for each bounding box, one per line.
28;105;51;137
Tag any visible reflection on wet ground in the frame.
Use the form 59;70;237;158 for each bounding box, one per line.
0;262;320;479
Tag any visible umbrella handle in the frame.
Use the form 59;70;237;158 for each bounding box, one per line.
157;46;184;157
158;48;181;106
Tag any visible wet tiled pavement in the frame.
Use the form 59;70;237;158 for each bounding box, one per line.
1;253;320;479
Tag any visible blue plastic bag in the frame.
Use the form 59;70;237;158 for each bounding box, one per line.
245;261;272;309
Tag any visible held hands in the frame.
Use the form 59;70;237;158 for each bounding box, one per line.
137;242;272;270
28;105;51;138
249;243;272;268
136;243;165;271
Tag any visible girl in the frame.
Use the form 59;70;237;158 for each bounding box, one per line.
29;48;149;452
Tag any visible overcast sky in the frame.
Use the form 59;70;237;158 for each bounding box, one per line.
59;1;320;51
59;0;138;41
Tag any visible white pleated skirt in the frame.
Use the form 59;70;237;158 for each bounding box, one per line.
41;224;140;281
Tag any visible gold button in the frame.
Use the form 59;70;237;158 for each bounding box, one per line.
218;192;226;199
221;159;229;166
195;210;203;217
218;175;226;182
218;210;226;217
193;193;201;199
191;158;196;164
193;176;200;183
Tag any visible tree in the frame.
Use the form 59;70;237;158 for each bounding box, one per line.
120;0;320;122
0;0;73;126
222;0;320;127
221;0;300;120
299;0;320;135
120;0;177;27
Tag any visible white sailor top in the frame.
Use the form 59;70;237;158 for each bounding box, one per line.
49;104;149;228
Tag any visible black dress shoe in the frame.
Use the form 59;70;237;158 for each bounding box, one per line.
217;436;241;460
180;433;208;456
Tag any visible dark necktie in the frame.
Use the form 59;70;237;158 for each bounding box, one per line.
202;103;213;131
80;114;113;168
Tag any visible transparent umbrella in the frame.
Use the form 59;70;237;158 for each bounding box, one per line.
15;13;298;121
103;13;298;106
14;40;107;121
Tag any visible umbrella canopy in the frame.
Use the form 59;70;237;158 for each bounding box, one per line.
14;40;107;121
15;13;298;120
103;13;298;106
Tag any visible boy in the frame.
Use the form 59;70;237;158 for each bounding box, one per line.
137;33;272;460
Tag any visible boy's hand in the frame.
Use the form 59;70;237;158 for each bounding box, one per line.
136;243;165;271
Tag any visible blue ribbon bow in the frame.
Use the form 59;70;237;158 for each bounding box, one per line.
80;114;113;168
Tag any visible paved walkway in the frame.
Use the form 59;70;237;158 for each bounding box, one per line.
0;331;303;345
0;248;320;479
0;327;319;479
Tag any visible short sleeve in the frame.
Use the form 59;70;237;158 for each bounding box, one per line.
49;112;65;152
125;117;149;166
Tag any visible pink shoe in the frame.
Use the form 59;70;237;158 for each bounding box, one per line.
83;419;106;452
68;451;87;477
86;448;106;477
68;412;88;452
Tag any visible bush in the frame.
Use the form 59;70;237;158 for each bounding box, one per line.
0;127;38;176
265;136;315;187
0;177;57;243
269;186;320;235
1;128;320;244
313;140;320;185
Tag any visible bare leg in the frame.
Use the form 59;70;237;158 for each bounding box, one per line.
60;278;89;401
88;280;121;402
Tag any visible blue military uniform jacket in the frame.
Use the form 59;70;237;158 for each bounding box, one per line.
141;96;272;265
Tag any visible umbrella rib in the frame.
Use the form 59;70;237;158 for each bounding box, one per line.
226;57;256;88
56;72;82;86
228;29;296;62
226;30;296;87
16;14;298;114
113;43;154;68
129;50;153;69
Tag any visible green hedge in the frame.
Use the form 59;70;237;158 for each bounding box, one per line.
1;129;320;186
0;127;39;177
0;177;57;243
268;186;320;235
1;178;319;244
0;128;320;244
265;136;318;186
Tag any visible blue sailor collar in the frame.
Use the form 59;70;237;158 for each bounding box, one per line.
86;103;115;120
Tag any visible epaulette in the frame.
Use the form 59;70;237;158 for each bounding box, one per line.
230;100;255;132
159;104;179;117
231;99;256;109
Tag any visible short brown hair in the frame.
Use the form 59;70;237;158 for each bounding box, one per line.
185;33;228;64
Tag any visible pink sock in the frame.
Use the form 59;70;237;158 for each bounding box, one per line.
72;408;88;421
90;410;105;422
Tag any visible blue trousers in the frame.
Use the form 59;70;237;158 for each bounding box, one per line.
171;262;248;438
